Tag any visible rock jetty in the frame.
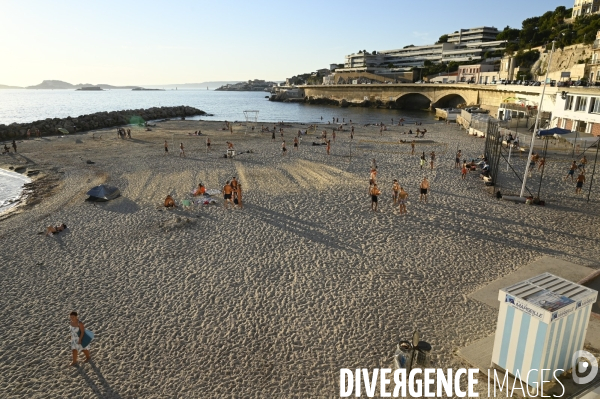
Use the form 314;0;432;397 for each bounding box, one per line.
0;106;206;139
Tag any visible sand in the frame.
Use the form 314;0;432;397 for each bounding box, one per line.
0;118;599;398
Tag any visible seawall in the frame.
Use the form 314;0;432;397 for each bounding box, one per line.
0;106;206;139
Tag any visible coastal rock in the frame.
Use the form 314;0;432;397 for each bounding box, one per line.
0;106;206;139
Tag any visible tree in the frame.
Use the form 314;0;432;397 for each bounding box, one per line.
437;34;449;44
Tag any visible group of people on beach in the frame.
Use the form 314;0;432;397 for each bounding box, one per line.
222;177;243;209
26;128;42;139
117;128;131;139
2;140;17;154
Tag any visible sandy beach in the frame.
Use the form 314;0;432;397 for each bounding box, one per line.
1;118;599;398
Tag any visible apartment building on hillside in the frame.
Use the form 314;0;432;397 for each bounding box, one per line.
573;0;600;17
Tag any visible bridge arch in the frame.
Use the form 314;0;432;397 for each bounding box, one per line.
432;93;467;109
394;92;432;110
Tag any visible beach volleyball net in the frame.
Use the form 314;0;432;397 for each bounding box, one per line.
243;110;259;134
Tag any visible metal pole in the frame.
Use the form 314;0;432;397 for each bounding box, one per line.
536;138;549;199
573;130;578;158
521;41;555;197
587;138;600;202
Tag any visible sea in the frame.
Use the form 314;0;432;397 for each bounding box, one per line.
0;89;436;213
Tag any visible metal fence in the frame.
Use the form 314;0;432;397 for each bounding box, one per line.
483;120;503;188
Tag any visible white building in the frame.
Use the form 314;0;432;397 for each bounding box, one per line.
343;26;506;73
552;90;600;135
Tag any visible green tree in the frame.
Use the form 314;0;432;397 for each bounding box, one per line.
437;34;449;44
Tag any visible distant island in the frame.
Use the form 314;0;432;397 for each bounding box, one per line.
215;79;277;92
76;86;104;91
132;87;165;91
16;80;147;90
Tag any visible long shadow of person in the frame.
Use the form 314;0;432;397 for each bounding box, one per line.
76;361;123;399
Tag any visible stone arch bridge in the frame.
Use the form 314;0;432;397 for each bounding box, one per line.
300;84;541;114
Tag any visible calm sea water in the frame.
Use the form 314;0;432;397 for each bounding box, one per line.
0;89;433;126
0;89;437;213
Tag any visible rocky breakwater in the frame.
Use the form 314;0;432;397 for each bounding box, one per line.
0;106;206;139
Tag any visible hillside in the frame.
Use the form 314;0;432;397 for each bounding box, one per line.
0;84;23;89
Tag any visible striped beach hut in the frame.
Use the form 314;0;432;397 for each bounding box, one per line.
491;273;597;386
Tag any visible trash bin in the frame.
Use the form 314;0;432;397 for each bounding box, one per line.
227;149;235;158
491;273;597;386
394;340;432;370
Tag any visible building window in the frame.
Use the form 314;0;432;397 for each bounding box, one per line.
561;118;566;129
565;95;575;110
576;96;588;112
576;121;587;133
591;97;600;114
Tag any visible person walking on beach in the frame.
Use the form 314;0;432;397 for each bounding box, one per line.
282;140;287;156
326;140;331;155
430;151;435;170
69;311;91;366
411;140;415;155
164;140;168;155
231;177;238;193
455;150;462;168
370;183;380;211
206;137;211;151
392;179;400;205
332;130;336;142
272;130;276;141
12;140;17;153
293;136;299;150
579;155;588;172
420;153;426;169
179;143;185;158
223;181;233;208
538;157;546;171
576;172;585;194
398;186;408;215
565;161;577;181
419;177;430;203
235;184;243;208
461;161;468;180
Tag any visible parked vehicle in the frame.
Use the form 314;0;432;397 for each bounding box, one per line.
550;80;556;87
533;81;542;86
557;81;570;87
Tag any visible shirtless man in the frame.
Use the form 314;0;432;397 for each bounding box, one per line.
222;181;233;208
430;151;435;170
420;177;430;203
576;172;585;194
206;138;211;151
455;150;462;169
565;161;577;181
411;140;415;155
294;136;299;150
164;140;168;155
282;140;287;156
398;187;408;215
370;183;380;211
236;184;243;208
579;155;588;172
392;179;400;205
230;177;238;193
326;140;331;155
179;143;185;158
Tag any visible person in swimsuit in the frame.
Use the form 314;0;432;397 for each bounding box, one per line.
179;143;185;158
222;181;233;208
282;141;287;156
69;311;91;366
411;140;415;155
206;138;211;151
455;150;462;169
326;140;331;155
579;155;588;172
370;183;380;211
392;179;400;205
231;177;238;193
565;161;577;181
420;177;429;203
538;157;546;171
293;137;299;150
420;153;425;169
398;186;408;215
46;223;67;236
576;172;585;194
164;195;176;208
430;151;435;170
461;162;468;180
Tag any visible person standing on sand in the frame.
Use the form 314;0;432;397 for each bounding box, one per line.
332;130;336;142
272;130;276;141
231;177;238;193
461;161;468;180
420;153;425;169
419;177;430;203
411;140;415;155
398;186;408;215
370;183;380;211
392;179;400;205
164;140;168;155
565;161;577;181
206;137;211;151
69;311;91;366
538;157;546;171
12;140;17;153
222;181;233;208
430;151;435;170
455;150;462;168
282;140;287;156
293;136;299;150
179;143;185;158
326;140;331;155
576;172;585;194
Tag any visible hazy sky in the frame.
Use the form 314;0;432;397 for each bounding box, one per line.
1;0;569;86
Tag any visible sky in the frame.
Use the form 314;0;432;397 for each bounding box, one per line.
0;0;570;86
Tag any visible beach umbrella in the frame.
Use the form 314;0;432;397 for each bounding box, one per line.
86;184;120;201
57;128;69;134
